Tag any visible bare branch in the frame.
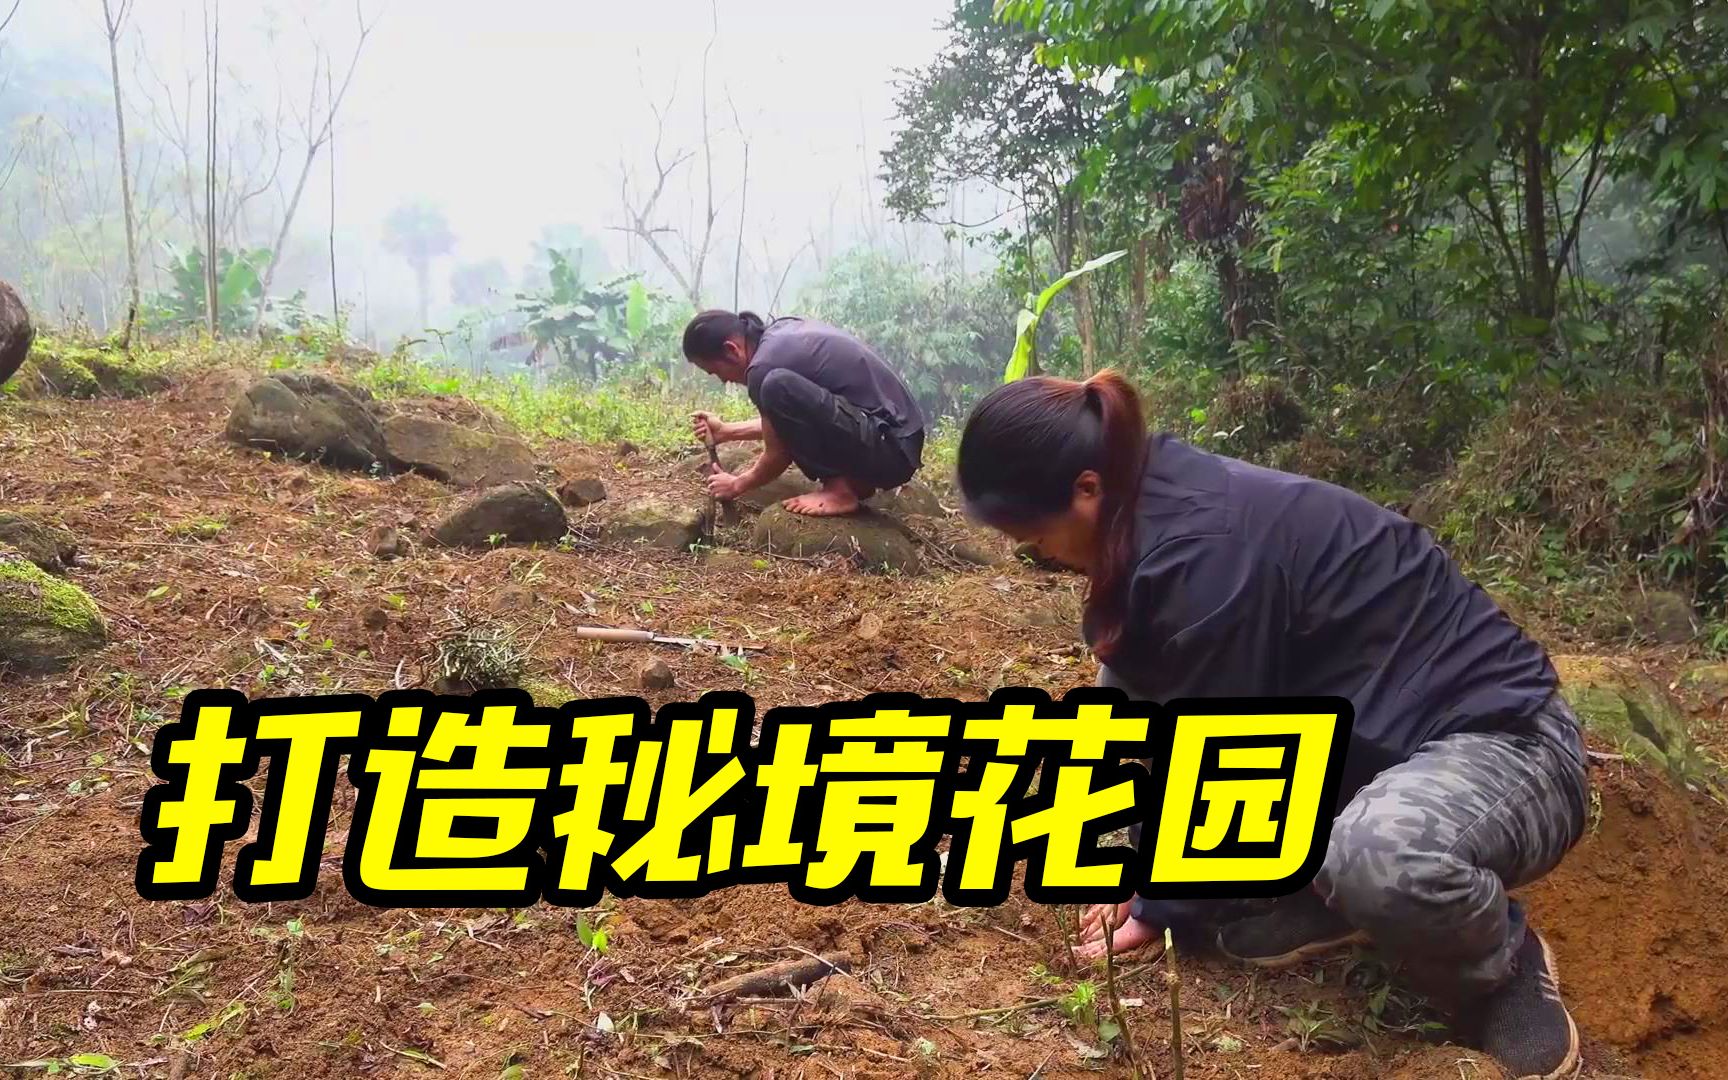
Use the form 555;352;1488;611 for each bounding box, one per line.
0;0;22;38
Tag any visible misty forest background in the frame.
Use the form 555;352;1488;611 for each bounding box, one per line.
4;0;1728;641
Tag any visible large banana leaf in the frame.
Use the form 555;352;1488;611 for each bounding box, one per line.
1002;249;1127;383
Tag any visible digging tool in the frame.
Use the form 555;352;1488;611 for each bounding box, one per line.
700;432;729;540
574;624;766;654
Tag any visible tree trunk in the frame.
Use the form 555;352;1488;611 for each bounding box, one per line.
102;0;140;332
203;0;220;337
1075;208;1098;377
1129;234;1149;356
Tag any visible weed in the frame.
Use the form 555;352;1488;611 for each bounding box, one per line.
1279;999;1354;1052
435;624;527;690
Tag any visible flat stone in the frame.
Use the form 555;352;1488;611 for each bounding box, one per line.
751;506;921;573
639;659;676;690
601;496;704;551
432;484;568;548
383;413;536;488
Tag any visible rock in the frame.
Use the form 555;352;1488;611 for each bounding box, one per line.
432;484;568;548
871;479;945;518
1680;663;1728;708
225;373;388;472
751;506;921;573
0;513;77;573
855;612;884;640
0;280;34;389
703;548;765;574
616;439;641;459
639;658;676;691
1625;590;1697;644
385;396;517;436
366;525;408;560
601;496;704;551
0;545;106;675
557;475;609;508
358;607;390;633
951;540;1008;568
707;446;946;518
1552;654;1721;789
382;414;537;488
491;584;536;613
1019;593;1082;635
712;445;815;511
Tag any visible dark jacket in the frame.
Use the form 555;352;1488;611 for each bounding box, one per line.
1088;435;1558;796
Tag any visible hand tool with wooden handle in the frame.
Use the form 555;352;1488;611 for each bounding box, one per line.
573;625;766;652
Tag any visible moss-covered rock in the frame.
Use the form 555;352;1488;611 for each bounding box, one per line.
0;513;78;573
601;496;704;551
5;342;173;400
0;546;107;675
751;506;921;573
1553;654;1722;791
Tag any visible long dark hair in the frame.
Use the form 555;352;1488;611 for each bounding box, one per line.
957;370;1148;660
682;309;767;363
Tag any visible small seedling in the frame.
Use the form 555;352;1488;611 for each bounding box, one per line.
576;913;611;955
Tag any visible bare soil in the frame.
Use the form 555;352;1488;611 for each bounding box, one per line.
2;374;1726;1079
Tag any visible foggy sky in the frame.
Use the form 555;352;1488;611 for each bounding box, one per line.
3;0;973;332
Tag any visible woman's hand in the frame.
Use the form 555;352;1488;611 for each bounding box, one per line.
1074;901;1161;961
692;411;729;446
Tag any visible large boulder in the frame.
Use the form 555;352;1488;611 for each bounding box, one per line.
751;506;921;573
0;281;34;390
0;513;78;573
1624;589;1697;644
383;413;536;488
1553;654;1721;790
431;484;568;548
0;546;106;675
601;496;704;551
225;373;387;471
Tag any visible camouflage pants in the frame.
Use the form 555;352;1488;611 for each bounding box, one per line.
1099;665;1591;1001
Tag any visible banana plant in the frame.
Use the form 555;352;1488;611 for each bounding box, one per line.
1004;249;1127;382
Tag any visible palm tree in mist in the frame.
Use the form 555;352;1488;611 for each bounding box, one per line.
382;201;455;330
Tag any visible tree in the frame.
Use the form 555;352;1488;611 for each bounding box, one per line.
254;0;377;333
1003;0;1728;349
100;0;140;341
382;201;456;329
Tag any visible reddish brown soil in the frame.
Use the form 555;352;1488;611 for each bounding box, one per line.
0;373;1725;1079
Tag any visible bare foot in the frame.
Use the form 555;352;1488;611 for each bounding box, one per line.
1074;915;1162;961
784;478;863;517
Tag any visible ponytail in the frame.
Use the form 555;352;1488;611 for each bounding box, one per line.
682;309;767;362
957;369;1148;661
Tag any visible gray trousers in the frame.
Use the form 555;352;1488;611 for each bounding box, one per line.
1099;665;1590;1001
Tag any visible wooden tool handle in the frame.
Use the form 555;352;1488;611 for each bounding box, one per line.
574;626;655;643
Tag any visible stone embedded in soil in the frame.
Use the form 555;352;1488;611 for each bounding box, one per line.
855;612;884;640
0;279;34;389
0;545;107;675
639;658;676;691
366;525;409;560
706;445;946;517
1680;662;1728;707
357;606;390;633
557;475;609;508
1553;654;1721;789
491;584;536;613
225;372;388;472
1622;589;1698;644
750;506;921;574
431;484;568;548
0;512;78;573
382;413;537;488
601;495;704;551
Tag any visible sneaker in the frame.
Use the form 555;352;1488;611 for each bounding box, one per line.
1470;929;1581;1080
1216;889;1369;969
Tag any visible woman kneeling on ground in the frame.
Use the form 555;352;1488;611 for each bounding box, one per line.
956;370;1589;1080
